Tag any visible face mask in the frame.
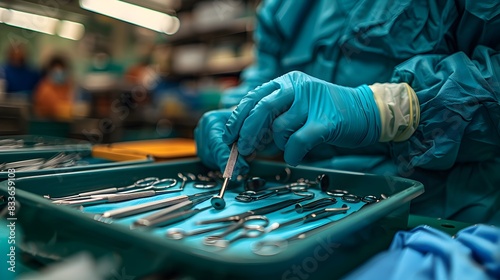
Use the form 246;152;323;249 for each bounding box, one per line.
50;70;66;84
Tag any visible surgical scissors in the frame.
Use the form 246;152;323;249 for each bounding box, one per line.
203;215;269;248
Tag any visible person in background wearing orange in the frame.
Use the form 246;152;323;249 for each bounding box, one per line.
33;55;74;121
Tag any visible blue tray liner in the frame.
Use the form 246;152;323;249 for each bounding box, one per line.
83;182;366;259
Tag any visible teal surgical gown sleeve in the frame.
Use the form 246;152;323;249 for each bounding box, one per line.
385;3;500;224
202;0;500;223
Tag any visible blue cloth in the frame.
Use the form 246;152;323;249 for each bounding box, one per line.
343;225;500;280
207;0;500;224
223;72;381;166
1;64;40;94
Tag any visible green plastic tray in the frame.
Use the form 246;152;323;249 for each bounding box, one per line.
0;159;424;279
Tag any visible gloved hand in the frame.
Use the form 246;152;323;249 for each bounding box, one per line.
222;71;383;166
194;109;249;174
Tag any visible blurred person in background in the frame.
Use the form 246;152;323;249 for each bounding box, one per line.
33;55;74;121
0;44;40;97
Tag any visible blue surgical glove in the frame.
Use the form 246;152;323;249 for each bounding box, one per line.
223;71;382;166
194;110;249;174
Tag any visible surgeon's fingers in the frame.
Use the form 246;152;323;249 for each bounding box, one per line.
272;101;308;151
237;88;295;156
223;81;280;145
283;122;332;166
195;111;249;174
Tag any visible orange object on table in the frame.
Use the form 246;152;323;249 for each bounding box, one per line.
92;138;196;161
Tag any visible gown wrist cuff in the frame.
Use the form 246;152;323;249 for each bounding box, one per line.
369;83;420;142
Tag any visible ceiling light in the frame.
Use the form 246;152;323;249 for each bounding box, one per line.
58;20;85;40
80;0;180;34
1;8;59;35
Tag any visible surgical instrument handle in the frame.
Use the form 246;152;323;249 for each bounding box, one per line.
252;195;313;216
101;189;220;218
268;205;349;233
102;195;190;218
198;195;314;225
52;190;168;206
278;205;349;238
104;191;164;202
295;197;337;213
304;205;348;222
138;196;210;223
133;200;194;228
135;206;211;228
47;188;123;201
211;142;238;210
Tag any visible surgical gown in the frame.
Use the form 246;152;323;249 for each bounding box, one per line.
221;0;500;225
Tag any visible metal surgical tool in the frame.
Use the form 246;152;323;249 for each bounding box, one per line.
197;194;314;225
235;188;290;202
132;205;212;229
266;204;349;233
326;189;382;204
203;215;269;248
100;189;221;219
51;179;179;206
1;152;84;171
282;197;338;214
253;198;384;256
52;190;174;206
133;196;211;228
211;142;238;210
166;225;230;240
235;184;313;203
47;177;162;201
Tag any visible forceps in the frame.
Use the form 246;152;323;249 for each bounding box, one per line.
266;204;349;233
47;177;176;201
326;189;382;204
203;215;269;248
235;183;313;203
